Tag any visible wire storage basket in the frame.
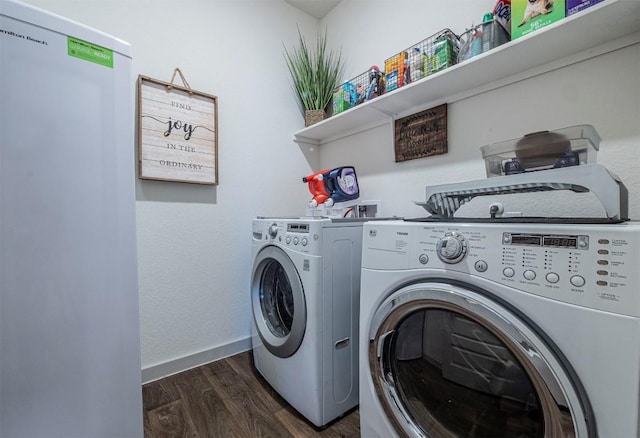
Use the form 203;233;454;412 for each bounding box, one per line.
384;28;460;93
331;66;385;116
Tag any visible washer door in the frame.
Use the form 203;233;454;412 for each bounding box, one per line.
368;282;594;438
252;246;306;358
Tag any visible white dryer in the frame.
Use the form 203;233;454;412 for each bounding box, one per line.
251;217;363;427
360;219;640;437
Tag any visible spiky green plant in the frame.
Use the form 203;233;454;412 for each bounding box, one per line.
284;27;345;112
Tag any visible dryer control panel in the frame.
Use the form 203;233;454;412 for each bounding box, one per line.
253;220;317;254
362;220;640;317
253;217;367;257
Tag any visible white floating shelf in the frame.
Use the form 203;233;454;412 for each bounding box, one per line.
293;0;640;146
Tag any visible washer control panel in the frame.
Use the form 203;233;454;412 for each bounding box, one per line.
362;221;640;317
501;231;591;290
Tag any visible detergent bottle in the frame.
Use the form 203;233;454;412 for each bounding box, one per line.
302;169;332;207
323;167;359;207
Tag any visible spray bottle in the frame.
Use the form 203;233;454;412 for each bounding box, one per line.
409;47;424;82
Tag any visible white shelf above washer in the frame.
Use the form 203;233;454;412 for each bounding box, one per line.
293;0;640;146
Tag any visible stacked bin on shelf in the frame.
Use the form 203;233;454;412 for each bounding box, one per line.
332;66;385;116
458;18;510;62
384;28;460;93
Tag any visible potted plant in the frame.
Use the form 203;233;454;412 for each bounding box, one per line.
284;27;345;127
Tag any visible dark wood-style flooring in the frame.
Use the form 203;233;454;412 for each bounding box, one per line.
142;351;360;437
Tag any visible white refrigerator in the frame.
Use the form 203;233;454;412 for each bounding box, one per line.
0;1;143;436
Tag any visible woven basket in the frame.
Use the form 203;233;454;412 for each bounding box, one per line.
305;109;326;127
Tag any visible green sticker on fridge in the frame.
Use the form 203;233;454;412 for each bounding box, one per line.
67;36;113;67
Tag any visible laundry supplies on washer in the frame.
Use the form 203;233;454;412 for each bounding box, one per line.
302;166;360;208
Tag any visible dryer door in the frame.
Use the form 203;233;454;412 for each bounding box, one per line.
252;246;306;358
368;282;594;438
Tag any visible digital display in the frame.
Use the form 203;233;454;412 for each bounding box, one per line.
543;236;577;248
511;235;542;246
287;223;309;233
506;233;580;248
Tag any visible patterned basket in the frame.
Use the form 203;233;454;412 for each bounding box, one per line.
305;109;326;127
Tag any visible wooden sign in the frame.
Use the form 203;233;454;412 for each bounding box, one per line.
138;75;218;184
394;104;447;162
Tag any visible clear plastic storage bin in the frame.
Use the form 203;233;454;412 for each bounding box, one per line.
458;19;510;62
480;125;601;177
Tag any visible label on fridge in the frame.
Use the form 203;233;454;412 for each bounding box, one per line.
67;36;113;67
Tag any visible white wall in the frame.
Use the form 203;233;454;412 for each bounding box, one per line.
20;0;640;382
321;1;640;220
22;0;321;381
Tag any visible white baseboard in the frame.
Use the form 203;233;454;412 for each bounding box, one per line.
141;337;252;384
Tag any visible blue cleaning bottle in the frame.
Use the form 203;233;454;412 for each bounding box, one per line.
470;27;483;57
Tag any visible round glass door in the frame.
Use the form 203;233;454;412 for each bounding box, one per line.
368;283;593;438
252;246;306;358
260;259;294;337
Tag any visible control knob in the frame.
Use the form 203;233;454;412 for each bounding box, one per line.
268;223;278;239
436;231;467;264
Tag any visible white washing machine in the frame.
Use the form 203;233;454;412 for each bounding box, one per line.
251;217;364;427
360;219;640;437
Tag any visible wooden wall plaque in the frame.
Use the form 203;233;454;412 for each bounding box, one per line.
138;75;218;184
394;103;447;162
